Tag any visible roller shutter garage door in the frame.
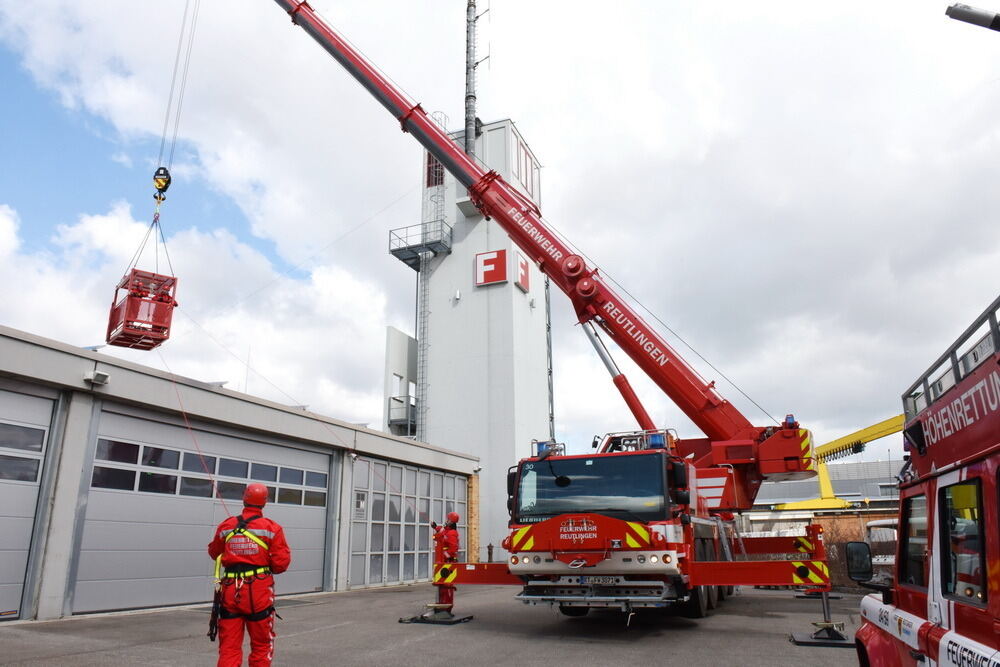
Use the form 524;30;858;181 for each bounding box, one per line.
0;390;53;620
73;412;331;613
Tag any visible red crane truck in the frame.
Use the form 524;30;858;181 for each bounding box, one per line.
270;1;837;625
847;294;1000;665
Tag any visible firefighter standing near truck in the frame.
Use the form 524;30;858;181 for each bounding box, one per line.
208;483;291;667
432;511;460;561
431;512;460;613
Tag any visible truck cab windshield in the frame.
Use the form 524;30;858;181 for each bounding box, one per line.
516;453;666;523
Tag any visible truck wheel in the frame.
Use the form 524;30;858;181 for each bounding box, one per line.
706;584;719;609
682;587;709;618
725;586;735;597
559;605;589;617
716;584;727;602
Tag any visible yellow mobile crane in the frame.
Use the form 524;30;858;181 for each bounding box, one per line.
774;415;904;511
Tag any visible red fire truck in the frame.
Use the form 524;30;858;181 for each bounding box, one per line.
847;294;1000;665
270;1;841;629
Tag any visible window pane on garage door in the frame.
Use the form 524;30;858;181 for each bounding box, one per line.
0;423;44;452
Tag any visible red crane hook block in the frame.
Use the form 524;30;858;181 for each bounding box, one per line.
105;268;179;350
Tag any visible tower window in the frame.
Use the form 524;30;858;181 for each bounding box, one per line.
425;153;444;187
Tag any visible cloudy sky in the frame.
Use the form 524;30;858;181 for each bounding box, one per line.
2;1;999;465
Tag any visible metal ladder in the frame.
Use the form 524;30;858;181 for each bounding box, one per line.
415;111;449;441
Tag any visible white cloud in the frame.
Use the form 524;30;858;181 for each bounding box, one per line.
0;204;20;258
0;200;388;424
110;151;132;168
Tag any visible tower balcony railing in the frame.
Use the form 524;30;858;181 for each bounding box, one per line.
388;220;452;270
387;395;417;428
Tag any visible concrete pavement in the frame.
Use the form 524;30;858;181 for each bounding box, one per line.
0;585;863;666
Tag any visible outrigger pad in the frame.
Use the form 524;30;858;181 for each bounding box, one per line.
399;610;473;625
789;626;855;648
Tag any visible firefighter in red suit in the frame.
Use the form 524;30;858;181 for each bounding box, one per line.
431;512;460;611
432;511;460;560
208;483;291;667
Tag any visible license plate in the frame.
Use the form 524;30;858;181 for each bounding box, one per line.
582;576;616;584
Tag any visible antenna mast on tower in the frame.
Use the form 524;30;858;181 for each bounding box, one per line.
465;0;479;155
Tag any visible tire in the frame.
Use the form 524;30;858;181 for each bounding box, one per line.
559;605;589;617
725;585;735;597
856;641;870;667
706;584;719;610
716;584;727;602
682;587;709;618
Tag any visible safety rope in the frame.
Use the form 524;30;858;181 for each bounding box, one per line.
156;350;232;516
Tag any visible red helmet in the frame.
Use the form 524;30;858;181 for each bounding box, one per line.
244;483;268;509
446;511;460;524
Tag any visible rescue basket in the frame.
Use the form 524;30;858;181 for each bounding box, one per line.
105;268;178;350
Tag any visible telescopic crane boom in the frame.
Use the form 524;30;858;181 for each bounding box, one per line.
774;414;904;511
272;0;815;508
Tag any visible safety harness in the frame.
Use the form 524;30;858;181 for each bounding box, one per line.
213;515;270;580
213;515;277;623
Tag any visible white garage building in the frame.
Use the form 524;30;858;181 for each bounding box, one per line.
0;325;477;621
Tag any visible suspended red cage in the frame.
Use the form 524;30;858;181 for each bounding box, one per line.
105;268;178;350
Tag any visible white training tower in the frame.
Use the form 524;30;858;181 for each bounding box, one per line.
385;118;552;562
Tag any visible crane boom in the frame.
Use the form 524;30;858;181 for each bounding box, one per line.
274;0;759;443
774;414;904;511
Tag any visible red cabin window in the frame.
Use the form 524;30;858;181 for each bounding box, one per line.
105;268;178;350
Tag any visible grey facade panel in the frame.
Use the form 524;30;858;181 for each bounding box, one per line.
0;389;55;426
0;508;33;614
73;491;219;612
73;576;209;614
0;583;21;617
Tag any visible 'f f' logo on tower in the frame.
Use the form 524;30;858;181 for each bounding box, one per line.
475;250;508;286
516;253;530;293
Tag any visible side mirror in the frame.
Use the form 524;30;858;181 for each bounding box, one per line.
671;460;688;488
506;469;517;496
591;435;600;449
507;497;514;515
846;540;894;601
673;490;690;506
846;541;874;582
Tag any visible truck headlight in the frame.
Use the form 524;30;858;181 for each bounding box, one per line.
649;555;659;564
637;555;646;564
510;556;518;565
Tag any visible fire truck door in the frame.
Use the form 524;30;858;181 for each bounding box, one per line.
928;469;960;634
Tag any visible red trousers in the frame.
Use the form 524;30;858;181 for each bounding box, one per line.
217;575;276;667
